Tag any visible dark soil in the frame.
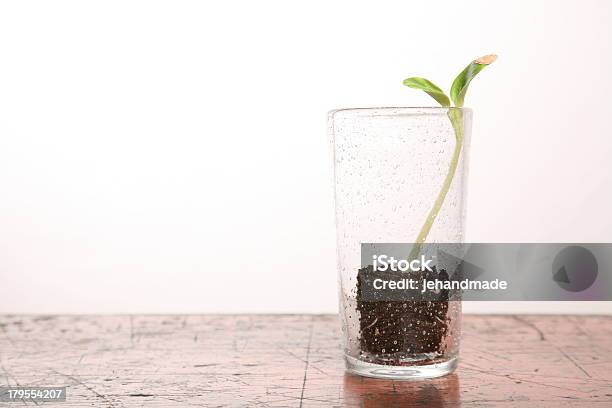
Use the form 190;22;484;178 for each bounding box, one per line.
356;265;450;361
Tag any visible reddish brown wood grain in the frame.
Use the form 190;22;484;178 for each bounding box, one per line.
0;315;611;407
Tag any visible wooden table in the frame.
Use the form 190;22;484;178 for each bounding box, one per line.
0;315;611;407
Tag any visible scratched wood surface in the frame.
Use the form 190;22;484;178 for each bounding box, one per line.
0;315;611;407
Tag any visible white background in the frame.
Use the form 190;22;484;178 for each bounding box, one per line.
1;0;611;314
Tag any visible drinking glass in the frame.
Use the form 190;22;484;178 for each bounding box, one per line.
329;107;472;379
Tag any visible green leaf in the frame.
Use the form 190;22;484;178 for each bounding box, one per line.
403;77;450;107
450;54;497;107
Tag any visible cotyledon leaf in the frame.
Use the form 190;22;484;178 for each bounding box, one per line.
402;77;450;107
450;54;497;107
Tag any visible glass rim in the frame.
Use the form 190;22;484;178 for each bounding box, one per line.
329;106;472;116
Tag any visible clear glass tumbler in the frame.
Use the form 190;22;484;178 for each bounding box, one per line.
329;107;472;379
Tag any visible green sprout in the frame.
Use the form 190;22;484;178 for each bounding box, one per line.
404;54;497;260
